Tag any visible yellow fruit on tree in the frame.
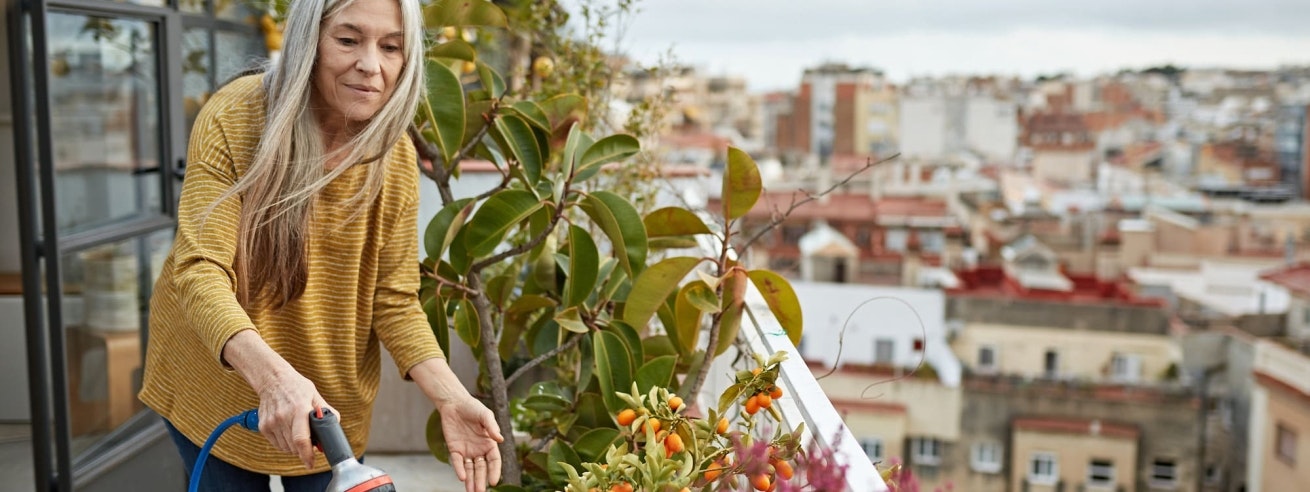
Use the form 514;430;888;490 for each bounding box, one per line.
668;396;683;411
616;409;636;426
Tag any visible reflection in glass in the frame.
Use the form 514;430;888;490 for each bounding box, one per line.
60;230;172;458
215;30;265;85
46;13;163;235
215;0;259;24
182;28;212;133
179;0;206;14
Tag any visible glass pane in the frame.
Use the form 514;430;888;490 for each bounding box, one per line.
60;230;172;457
214;0;258;24
0;422;34;488
179;0;206;14
182;28;212;133
112;0;166;8
46;13;163;236
215;30;265;85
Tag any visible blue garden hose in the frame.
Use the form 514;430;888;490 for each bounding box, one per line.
189;409;260;492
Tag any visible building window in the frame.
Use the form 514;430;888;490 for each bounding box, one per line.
860;437;884;462
919;230;945;253
1043;349;1060;379
977;345;998;374
1205;465;1222;485
1109;353;1142;383
1277;424;1297;465
1302;306;1310;324
1151;458;1178;487
910;437;942;466
1087;458;1115;486
1029;452;1058;485
855;227;872;248
970;441;1002;474
874;338;894;365
885;229;909;252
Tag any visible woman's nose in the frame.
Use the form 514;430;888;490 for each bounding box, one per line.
355;46;381;75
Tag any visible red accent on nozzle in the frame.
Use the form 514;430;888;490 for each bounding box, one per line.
344;475;394;492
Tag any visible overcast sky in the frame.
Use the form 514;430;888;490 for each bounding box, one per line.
564;0;1310;92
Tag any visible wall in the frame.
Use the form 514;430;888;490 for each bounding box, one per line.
964;96;1018;163
1010;428;1137;492
953;322;1179;382
899;97;947;159
947;296;1171;335
1258;378;1310;492
816;370;962;441
1031;149;1094;185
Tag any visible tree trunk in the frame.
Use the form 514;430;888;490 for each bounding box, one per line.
467;273;520;485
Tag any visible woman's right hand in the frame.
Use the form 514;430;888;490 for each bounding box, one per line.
256;369;335;469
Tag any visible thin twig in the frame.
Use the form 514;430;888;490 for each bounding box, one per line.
473;171;515;202
409;125;455;205
738;154;899;253
422;271;479;297
505;331;585;388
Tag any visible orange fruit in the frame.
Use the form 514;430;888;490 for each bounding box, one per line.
774;460;794;480
704;461;724;481
716;417;730;434
616;409;637;426
758;393;773;409
664;433;685;457
680;488;690;492
609;483;632;492
745;395;761;415
752;473;771;491
645;418;661;434
751;367;762;376
770;386;783;399
668;396;684;411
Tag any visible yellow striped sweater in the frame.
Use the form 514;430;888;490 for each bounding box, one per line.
139;74;444;475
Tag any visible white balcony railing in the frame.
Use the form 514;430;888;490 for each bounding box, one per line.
700;283;890;492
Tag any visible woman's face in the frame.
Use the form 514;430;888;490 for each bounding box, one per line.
312;0;404;130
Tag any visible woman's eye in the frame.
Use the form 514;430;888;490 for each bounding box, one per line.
383;44;402;53
337;37;357;46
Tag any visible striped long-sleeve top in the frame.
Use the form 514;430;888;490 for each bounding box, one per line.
139;74;444;475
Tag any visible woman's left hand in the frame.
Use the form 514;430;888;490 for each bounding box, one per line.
440;396;504;492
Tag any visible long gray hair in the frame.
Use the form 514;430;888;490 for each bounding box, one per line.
223;0;425;308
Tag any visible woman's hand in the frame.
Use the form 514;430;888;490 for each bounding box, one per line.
222;329;335;469
256;368;335;469
439;396;504;492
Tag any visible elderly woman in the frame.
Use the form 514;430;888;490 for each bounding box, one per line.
137;0;502;490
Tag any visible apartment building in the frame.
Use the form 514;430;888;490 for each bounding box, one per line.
771;63;898;161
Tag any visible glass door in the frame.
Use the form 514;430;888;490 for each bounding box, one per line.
9;0;184;489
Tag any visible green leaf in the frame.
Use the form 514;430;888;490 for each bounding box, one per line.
684;280;721;314
494;114;545;185
673;282;703;356
424;0;508;28
454;299;480;349
648;236;699;250
462;100;495;150
523;381;572;412
622;257;700;330
423;297;450;366
581;191;648;277
574;392;612;430
447;226;471;274
643;207;712;238
572;428;620;463
554;306;589;334
594;330;633;414
502;295;556;360
427;39;476;61
423;198;474;262
677;351;707;396
530;318;559;358
464;189;542;257
722;146;763;220
424;62;465;163
635;355;677;395
642;335;678;360
426;408;450;463
563;225;599;308
610;320;643;371
547;439;582;485
511;100;551;132
539;93;586;130
558;123;583;183
576;134;640;175
715;270;748;356
486;274;514;310
476;61;505;99
748;270;804;346
716;383;744;415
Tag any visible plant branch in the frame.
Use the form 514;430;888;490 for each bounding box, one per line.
685;220;739;402
408;124;455;205
470;192;568;273
738;154;898;253
505;331;585;388
466;272;520;485
422;270;479;297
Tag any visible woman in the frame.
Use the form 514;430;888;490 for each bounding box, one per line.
137;0;502;489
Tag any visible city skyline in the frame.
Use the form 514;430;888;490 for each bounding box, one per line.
585;0;1310;91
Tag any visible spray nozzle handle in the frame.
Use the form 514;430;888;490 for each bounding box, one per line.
308;408;356;466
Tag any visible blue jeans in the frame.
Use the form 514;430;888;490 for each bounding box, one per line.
164;418;340;492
